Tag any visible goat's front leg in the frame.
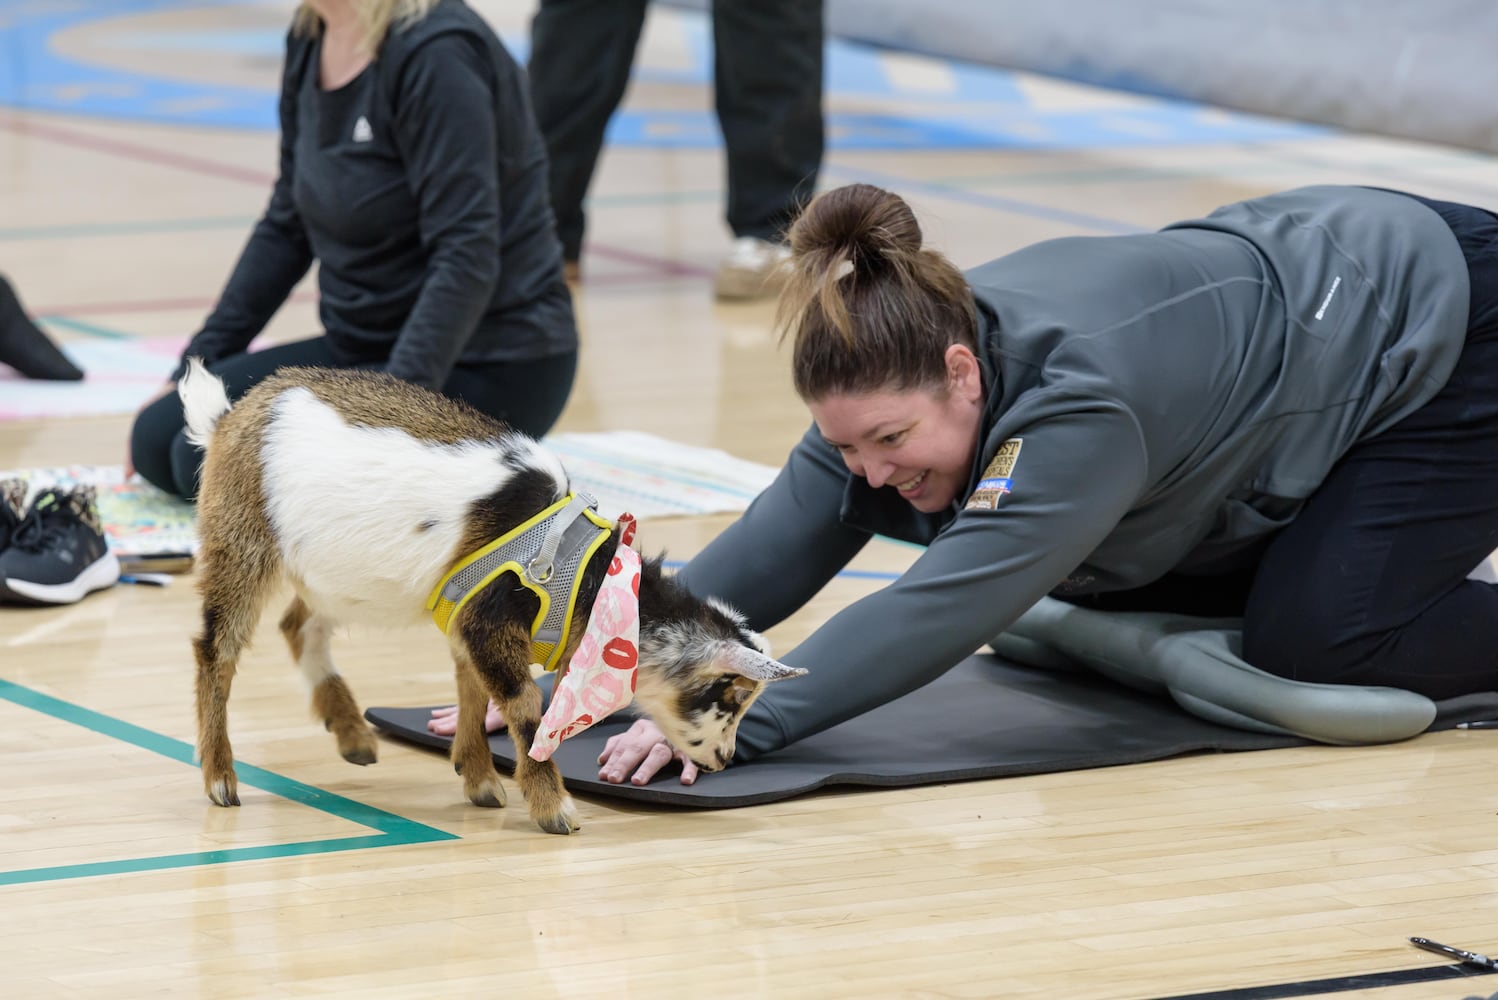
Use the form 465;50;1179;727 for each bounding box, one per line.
280;596;376;766
449;648;506;808
453;619;578;835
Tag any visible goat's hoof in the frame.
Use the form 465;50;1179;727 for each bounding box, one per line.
334;727;378;766
535;797;581;835
341;745;377;766
465;774;507;808
206;775;240;807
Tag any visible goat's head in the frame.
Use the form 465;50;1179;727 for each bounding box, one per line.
629;559;804;771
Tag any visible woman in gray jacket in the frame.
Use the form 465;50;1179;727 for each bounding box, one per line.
603;181;1498;784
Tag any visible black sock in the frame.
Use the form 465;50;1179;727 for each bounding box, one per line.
0;275;84;381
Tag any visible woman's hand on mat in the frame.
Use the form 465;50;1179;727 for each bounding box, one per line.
426;701;506;737
598;719;698;786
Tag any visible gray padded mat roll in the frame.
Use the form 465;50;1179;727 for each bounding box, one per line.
365;653;1498;808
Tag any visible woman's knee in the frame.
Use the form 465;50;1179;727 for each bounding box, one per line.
129;395;189;497
1241;605;1378;686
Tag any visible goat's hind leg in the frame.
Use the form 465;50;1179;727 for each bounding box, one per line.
280;596;376;766
193;541;279;807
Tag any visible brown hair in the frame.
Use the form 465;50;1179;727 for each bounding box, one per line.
776;183;977;401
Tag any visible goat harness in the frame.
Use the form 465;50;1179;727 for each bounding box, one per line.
426;491;613;673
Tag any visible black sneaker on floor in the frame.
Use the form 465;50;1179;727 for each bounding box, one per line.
0;478;26;552
0;485;120;605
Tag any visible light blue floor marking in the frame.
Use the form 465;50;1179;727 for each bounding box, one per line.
0;677;458;886
0;1;1319;149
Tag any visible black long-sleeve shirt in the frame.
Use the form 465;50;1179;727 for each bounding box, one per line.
178;0;575;389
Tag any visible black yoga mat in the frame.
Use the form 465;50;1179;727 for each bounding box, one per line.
368;653;1366;808
367;654;1498;808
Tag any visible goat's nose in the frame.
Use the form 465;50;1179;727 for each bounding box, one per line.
714;748;731;769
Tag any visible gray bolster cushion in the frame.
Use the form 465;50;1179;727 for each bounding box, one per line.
989;596;1437;745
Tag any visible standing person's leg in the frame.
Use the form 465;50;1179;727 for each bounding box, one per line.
129;339;338;500
1242;200;1498;700
527;0;649;271
710;0;824;299
440;350;578;441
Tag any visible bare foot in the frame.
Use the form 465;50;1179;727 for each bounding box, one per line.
427;700;506;737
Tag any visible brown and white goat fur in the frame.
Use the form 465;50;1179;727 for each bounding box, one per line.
179;361;801;834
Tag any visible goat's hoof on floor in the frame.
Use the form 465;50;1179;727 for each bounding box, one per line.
206;774;240;807
335;729;378;766
535;798;581;835
465;774;507;808
340;744;377;766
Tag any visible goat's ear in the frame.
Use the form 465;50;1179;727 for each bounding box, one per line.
720;644;806;682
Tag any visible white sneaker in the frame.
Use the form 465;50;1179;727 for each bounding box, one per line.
714;237;793;301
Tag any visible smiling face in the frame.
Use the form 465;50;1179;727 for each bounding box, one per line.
807;344;987;513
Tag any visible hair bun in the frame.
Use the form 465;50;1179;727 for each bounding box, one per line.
788;183;923;268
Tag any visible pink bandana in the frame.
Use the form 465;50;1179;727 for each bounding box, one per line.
529;514;642;762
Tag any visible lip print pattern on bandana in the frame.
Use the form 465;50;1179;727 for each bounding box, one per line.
529;514;641;761
966;438;1022;511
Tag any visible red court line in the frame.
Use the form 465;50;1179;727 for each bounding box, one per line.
0;115;275;187
32;265;702;316
3;114;712;282
586;243;716;279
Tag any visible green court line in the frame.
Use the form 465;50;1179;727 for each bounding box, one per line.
0;677;459;887
37;315;136;340
0;215;256;242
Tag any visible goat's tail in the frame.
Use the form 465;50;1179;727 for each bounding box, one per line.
178;357;232;450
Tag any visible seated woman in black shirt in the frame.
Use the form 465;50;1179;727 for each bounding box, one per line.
130;0;579;499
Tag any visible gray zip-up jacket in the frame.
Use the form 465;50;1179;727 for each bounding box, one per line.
681;186;1470;761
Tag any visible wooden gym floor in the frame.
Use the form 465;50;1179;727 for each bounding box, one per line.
2;2;1497;997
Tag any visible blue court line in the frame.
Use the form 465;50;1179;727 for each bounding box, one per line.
0;676;458;886
662;559;904;580
826;163;1144;235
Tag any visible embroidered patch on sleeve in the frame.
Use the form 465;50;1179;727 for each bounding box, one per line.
966;437;1023;511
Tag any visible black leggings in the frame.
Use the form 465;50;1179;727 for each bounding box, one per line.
1075;194;1498;701
129;337;577;499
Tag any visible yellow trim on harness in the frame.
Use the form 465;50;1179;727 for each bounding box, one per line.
425;494;614;672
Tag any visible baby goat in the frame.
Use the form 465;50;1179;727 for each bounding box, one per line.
179;362;802;834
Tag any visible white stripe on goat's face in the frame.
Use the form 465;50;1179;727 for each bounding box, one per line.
633;604;804;772
704;596;773;655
